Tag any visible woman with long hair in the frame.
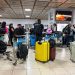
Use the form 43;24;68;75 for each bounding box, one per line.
9;23;14;46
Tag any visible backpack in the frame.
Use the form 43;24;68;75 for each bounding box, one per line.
63;26;70;34
0;28;6;34
17;44;28;60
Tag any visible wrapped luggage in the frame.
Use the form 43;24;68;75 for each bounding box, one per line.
70;41;75;62
30;35;36;46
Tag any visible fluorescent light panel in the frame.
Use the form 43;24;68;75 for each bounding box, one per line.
0;15;2;17
38;0;50;1
25;9;31;11
26;15;30;18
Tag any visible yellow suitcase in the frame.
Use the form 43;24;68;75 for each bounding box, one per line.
35;41;50;62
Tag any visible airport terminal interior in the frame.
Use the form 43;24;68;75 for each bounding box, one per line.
0;0;75;75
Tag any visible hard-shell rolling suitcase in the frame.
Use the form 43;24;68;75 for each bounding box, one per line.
17;44;28;60
70;41;75;62
30;35;36;46
49;39;56;61
50;48;56;61
35;41;50;62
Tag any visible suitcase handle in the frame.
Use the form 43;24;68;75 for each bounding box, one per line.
38;41;42;45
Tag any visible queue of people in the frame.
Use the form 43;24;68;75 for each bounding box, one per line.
0;20;75;65
0;21;75;47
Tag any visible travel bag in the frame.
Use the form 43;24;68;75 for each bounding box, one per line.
0;28;6;34
17;44;28;60
70;41;75;62
35;41;50;62
30;35;36;46
49;39;56;61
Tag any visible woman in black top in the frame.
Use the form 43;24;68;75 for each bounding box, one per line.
9;24;14;46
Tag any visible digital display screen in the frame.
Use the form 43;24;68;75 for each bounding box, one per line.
56;11;72;21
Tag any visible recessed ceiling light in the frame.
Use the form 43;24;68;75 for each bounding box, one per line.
26;15;30;18
0;15;2;17
25;9;31;11
38;0;50;1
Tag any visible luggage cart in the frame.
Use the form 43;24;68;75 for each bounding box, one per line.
13;34;29;65
0;34;12;60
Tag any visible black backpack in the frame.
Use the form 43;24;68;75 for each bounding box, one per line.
0;40;7;53
17;44;28;60
0;28;6;34
63;26;70;34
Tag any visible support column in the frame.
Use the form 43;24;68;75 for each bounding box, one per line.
72;10;75;24
48;8;56;27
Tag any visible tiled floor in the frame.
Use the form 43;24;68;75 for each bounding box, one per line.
0;46;75;75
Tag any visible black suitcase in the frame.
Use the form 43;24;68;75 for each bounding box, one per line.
17;44;28;60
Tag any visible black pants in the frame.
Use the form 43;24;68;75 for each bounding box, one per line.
9;37;13;46
36;34;42;41
62;35;70;46
69;35;74;42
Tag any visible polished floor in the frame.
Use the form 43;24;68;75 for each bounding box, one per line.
0;47;75;75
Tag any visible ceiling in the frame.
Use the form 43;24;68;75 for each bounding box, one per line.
0;0;75;19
